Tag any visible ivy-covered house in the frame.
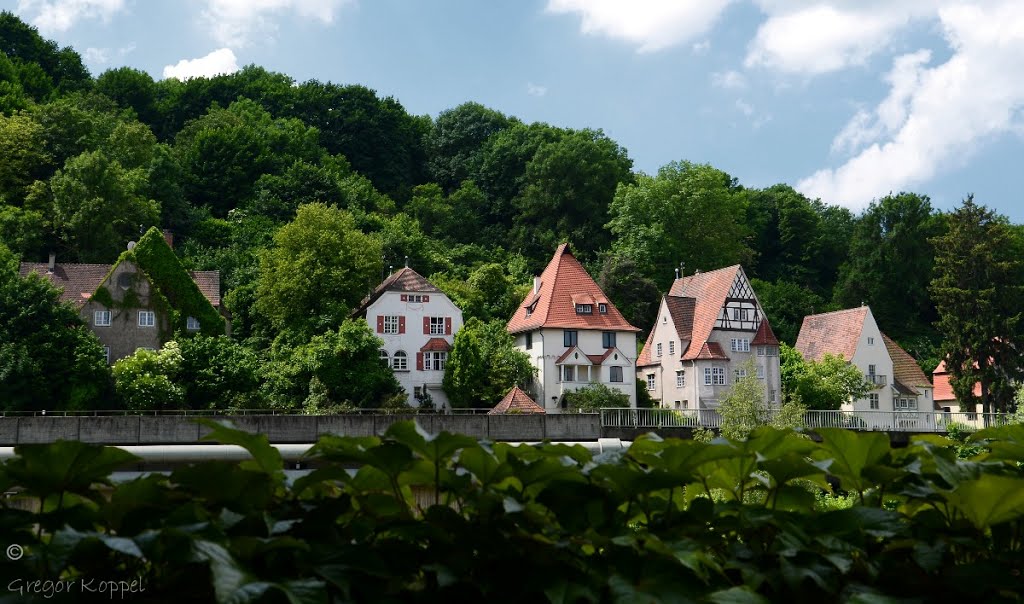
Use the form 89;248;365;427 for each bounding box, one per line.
19;228;226;363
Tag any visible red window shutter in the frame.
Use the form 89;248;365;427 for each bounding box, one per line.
376;316;384;333
398;316;406;334
423;317;430;334
445;317;452;335
423;295;429;302
416;352;423;371
400;294;407;301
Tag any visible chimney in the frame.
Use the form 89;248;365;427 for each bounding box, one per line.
162;229;174;250
404;256;409;268
47;252;56;273
533;276;541;294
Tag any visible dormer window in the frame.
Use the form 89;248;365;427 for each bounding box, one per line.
598;303;608;314
576;304;593;315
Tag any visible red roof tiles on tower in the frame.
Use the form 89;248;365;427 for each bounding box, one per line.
488;386;546;414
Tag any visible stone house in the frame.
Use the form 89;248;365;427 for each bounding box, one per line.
636;265;781;410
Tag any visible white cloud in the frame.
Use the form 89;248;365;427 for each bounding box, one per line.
16;0;124;33
735;99;754;117
545;0;734;53
797;2;1024;209
692;40;711;54
527;82;548;97
82;43;136;67
162;48;240;80
711;69;746;90
202;0;353;47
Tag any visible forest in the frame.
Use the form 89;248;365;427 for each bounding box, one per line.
2;11;1023;413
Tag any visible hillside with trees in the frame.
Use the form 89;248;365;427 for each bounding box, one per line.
2;11;1022;412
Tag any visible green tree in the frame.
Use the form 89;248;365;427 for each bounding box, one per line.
597;255;660;333
427;102;515;192
431;263;526;323
112;341;184;410
0;51;29;114
834;193;942;340
0;111;49;199
564;383;630;412
751;279;824;345
0;246;110;410
95;66;158;125
929;196;1024;414
608;161;750;289
176;335;263;410
49;149;160;262
718;360;806;440
779;344;870;411
246;156;351;222
443;318;535;408
253;203;382;341
0;11;91;97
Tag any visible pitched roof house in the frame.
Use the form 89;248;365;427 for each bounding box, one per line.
795;306;936;412
352;266;463;409
508;244;640;411
19;228;225;364
488;386;546;414
932;360;982;411
637;265;781;410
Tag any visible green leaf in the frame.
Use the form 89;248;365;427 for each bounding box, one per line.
813;429;891;496
197;419;284;478
5;441;139;497
945;474;1024;530
708;587;771;604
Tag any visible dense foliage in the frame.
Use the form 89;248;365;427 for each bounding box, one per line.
4;420;1024;601
1;12;1023;411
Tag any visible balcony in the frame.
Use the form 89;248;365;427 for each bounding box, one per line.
865;374;887;387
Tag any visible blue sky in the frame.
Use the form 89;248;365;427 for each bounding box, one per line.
6;0;1024;222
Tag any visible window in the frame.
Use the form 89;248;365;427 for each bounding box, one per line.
383;315;399;334
408;294;423;303
668;341;675;355
656;343;663;357
393;350;408;371
730;338;750;352
602;331;616;348
704;366;726;385
576;304;593;314
379;349;389;365
103;346;110;363
757;365;765;379
598;303;608;314
867;337;875;345
186;316;201;331
610;366;623;382
425;351;447;371
138;311;155;327
869;393;879;409
563;365;576;382
769;389;776;403
676;370;685;388
526;332;533;349
895;397;917;410
732;307;750;321
94;310;111;327
646;373;656;391
868;364;877;375
767;346;778;357
563;330;578;347
429;317;445;335
734;368;748;380
757;346;766;357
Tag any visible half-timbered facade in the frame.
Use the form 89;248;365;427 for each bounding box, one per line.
637;265;781;410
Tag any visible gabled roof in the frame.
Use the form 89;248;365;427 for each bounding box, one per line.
507;244;639;334
420;337;452;352
795;307;869;362
488;386;546;414
695;341;730;360
751;319;779;346
882;333;931;395
667;265;744;361
932;360;982;402
20;263;221;309
636;328;658;368
351;267;442;317
637;295;696;367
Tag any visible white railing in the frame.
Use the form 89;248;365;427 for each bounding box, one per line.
600;408;1016;433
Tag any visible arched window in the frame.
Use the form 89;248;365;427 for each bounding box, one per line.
393;350;408;371
379;349;389;365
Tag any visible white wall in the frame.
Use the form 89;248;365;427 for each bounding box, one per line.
369;291;463;408
846;309;894;413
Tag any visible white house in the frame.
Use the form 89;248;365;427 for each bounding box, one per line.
352;267;463;408
636;265;782;410
507;244;640;412
795;306;934;413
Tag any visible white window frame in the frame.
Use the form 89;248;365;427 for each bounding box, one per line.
646;373;656;391
734;368;748;380
103;346;110;363
138;310;155;328
576;304;593;315
732;307;750;321
429;316;445;335
757;365;765;379
564;365;576;382
676;370;685;388
425;351;447;371
186;316;201;331
757;346;766;357
610;366;623;383
383;315;399;334
669;341;675;355
730;338;750;353
869;393;879;409
713;367;726;385
94;310;111;327
656;342;663;357
392;350;408;371
379;349;389;365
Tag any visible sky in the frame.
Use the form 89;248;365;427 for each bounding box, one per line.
5;0;1024;222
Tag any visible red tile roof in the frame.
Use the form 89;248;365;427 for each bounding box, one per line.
695;341;730;360
636;328;658;367
352;267;441;317
932;360;982;402
20;263;221;308
668;265;742;361
882;333;931;396
507;244;639;334
751;319;779;346
420;337;452;352
795;307;869;362
488;386;546;414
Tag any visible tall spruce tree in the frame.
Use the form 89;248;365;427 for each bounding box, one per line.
929;196;1024;414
